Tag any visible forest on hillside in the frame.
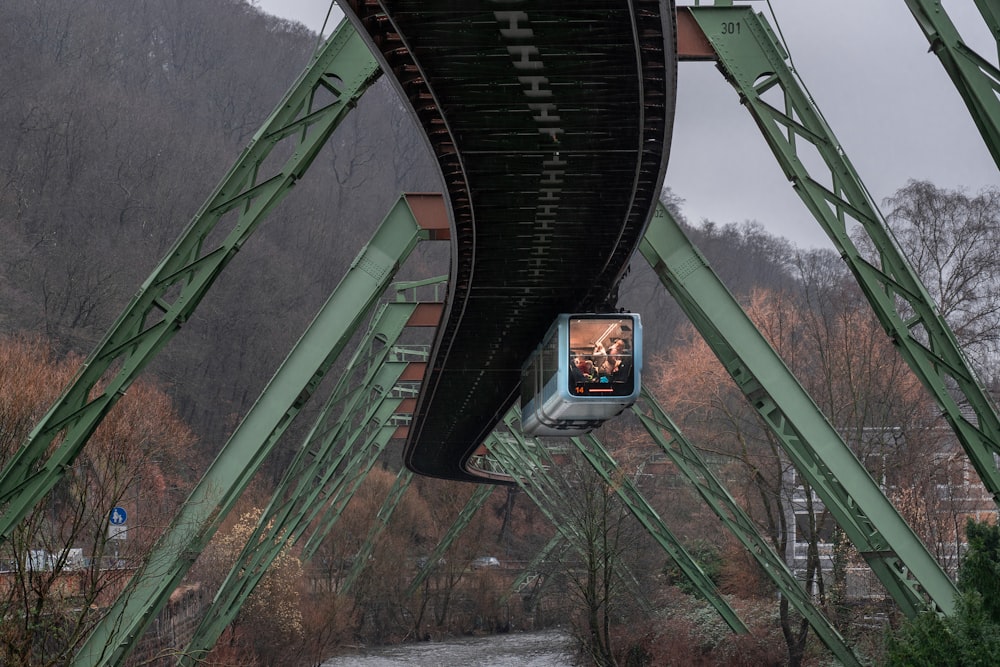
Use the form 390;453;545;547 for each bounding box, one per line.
1;1;999;666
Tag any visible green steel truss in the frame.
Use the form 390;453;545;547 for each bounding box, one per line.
181;419;403;663
630;389;861;667
641;200;957;616
407;484;496;597
11;6;989;663
0;22;381;538
487;411;748;633
687;4;1000;506
483;428;658;620
299;419;403;562
340;468;415;594
499;533;567;607
903;0;1000;169
74;196;430;667
178;296;429;665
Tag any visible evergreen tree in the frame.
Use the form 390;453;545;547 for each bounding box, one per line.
886;519;1000;666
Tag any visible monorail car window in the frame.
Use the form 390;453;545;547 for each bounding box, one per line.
541;330;559;388
567;316;635;397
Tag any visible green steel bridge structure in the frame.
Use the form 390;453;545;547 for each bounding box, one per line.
0;1;997;664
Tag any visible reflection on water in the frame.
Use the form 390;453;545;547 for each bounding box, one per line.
322;629;574;666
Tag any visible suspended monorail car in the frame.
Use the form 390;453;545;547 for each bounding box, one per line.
520;313;642;436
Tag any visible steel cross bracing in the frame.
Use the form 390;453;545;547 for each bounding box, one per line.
178;296;431;665
630;389;862;667
10;5;990;663
482;428;660;621
407;484;495;597
641;200;958;616
340;468;415;594
684;4;1000;507
300;404;403;562
0;22;382;539
75;197;434;667
487;411;748;633
182;418;404;665
182;415;404;663
498;533;567;607
903;0;1000;170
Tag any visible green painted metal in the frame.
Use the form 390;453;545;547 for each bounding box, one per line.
181;416;403;666
903;0;1000;169
484;426;658;620
340;468;415;594
487;413;747;632
407;484;495;597
73;197;426;667
178;301;422;665
631;389;862;667
0;21;381;539
299;415;404;562
641;200;957;616
559;429;754;633
349;471;416;574
499;533;566;606
974;0;1000;53
687;5;1000;509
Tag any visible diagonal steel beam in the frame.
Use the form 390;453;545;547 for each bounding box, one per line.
0;21;381;536
74;195;428;667
488;412;748;632
685;4;1000;508
178;300;426;665
903;0;1000;169
406;484;495;597
640;199;957;616
630;389;862;667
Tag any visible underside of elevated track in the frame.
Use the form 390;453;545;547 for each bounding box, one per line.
342;0;678;481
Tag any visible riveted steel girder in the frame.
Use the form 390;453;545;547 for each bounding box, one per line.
640;200;957;616
685;4;1000;509
341;0;678;482
179;298;426;665
486;411;748;633
407;483;496;597
483;429;658;618
74;195;429;667
340;468;415;594
0;22;382;538
903;0;1000;169
631;389;862;667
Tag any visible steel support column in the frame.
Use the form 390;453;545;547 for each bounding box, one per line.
483;429;658;619
0;21;381;537
179;299;425;665
407;484;495;596
684;4;1000;507
74;196;428;667
488;413;747;632
903;0;1000;169
340;468;415;594
631;389;861;666
640;200;957;615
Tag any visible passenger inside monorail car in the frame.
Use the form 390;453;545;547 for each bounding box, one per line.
520;313;641;436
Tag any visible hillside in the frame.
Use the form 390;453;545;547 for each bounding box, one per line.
0;0;441;455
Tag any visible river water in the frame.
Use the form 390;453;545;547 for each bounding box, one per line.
321;629;575;666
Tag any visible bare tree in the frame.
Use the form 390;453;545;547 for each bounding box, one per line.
877;180;1000;377
0;335;194;666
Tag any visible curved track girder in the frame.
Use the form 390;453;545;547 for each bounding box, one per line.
341;0;679;482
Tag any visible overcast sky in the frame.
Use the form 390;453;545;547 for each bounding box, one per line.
257;1;998;249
